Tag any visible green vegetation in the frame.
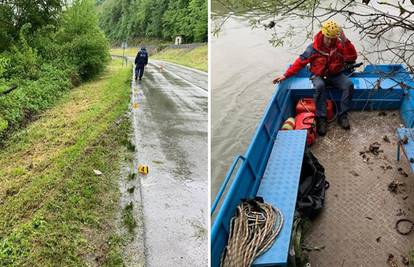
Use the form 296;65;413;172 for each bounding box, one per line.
111;47;143;58
0;1;62;51
98;0;207;43
152;45;208;72
127;187;136;194
122;202;137;234
127;172;137;181
0;1;147;265
0;0;109;138
0;59;132;266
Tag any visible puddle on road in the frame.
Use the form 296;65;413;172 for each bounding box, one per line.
139;70;206;181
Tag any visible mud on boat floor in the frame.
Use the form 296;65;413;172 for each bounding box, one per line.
306;111;414;267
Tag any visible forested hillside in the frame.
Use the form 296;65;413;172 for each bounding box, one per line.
98;0;207;43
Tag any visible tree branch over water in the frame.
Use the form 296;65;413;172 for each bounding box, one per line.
212;0;414;72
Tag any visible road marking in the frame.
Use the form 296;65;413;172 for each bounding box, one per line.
149;62;208;94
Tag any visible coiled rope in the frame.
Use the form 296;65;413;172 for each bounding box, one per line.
221;198;284;267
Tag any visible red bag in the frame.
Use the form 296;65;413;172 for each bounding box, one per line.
295;112;317;145
296;98;334;121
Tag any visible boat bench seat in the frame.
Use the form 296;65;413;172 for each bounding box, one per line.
396;128;414;172
253;130;307;267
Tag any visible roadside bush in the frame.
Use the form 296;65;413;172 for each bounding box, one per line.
59;0;110;81
0;0;109;138
0;64;70;136
60;33;109;81
5;35;41;80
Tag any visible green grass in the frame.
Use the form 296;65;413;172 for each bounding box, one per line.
111;47;139;58
111;44;208;72
0;59;133;266
122;202;137;234
410;249;414;265
152;45;207;72
127;172;136;181
127;187;135;194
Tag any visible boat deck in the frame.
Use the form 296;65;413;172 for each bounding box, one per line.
306;111;414;266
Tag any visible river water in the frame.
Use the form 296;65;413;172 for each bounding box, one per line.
211;1;407;199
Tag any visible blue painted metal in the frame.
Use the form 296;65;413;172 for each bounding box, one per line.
396;128;414;172
211;155;245;214
253;130;307;267
211;82;292;267
211;64;414;267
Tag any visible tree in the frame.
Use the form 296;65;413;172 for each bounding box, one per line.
59;0;110;80
0;4;14;51
98;0;208;43
0;0;63;50
162;0;190;40
188;0;208;42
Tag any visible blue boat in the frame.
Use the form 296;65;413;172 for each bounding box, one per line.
211;64;414;266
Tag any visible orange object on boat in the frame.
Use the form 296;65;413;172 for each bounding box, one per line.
295;112;317;145
296;98;334;121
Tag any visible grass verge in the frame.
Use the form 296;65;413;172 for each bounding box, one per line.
111;47;140;58
122;202;137;234
151;45;207;72
0;59;133;266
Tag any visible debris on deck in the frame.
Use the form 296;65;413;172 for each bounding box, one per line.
305;111;414;266
388;181;406;194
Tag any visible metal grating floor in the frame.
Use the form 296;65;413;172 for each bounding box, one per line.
306;111;414;267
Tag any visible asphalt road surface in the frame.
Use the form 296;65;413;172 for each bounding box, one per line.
130;60;208;266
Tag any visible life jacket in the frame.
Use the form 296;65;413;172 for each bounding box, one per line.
295;112;317;145
284;31;357;78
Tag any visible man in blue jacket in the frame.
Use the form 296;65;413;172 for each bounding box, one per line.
135;47;148;81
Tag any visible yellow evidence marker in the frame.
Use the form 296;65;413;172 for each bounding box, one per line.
138;164;149;174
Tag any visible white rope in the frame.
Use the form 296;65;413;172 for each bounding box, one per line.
221;199;284;267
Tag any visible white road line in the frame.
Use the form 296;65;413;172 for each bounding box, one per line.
149;61;208;94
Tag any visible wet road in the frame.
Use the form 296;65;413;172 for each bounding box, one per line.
130;61;207;266
151;59;208;91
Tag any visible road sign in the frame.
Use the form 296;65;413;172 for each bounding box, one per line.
121;41;128;66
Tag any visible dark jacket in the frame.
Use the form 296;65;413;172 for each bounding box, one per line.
284;31;357;78
135;49;148;66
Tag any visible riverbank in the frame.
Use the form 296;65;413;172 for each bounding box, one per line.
0;59;133;266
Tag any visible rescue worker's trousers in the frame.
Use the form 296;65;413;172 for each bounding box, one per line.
311;73;354;118
135;64;145;80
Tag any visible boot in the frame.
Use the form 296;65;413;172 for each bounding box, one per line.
338;114;350;129
316;117;327;136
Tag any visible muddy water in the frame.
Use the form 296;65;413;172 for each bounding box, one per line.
211;3;401;199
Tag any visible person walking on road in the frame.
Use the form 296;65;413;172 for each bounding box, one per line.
135;47;148;81
272;20;357;136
